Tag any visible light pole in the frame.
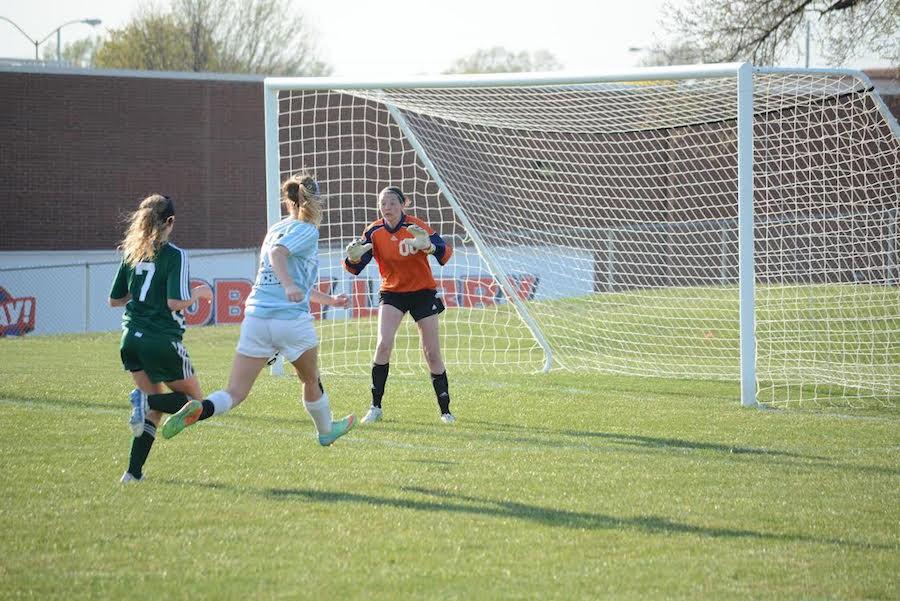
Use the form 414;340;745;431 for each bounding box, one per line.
0;16;38;59
0;16;101;62
628;46;648;66
52;19;102;62
803;8;815;69
805;17;811;68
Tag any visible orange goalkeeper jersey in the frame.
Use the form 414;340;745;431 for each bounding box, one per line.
343;214;452;292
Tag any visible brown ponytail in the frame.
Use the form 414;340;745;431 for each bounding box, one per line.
119;194;174;266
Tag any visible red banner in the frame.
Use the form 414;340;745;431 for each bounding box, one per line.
176;274;538;327
0;287;36;336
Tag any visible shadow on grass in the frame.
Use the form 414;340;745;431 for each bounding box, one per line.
563;430;900;476
259;485;891;551
6;396;896;478
395;418;900;478
0;393;311;428
465;420;900;477
462;419;825;459
562;429;824;460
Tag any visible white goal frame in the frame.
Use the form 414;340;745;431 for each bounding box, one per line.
263;63;900;408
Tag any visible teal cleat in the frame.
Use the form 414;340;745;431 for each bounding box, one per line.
128;389;149;437
318;414;356;447
161;399;202;440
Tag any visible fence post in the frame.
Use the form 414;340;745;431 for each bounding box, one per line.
606;230;615;292
84;263;91;332
889;208;897;286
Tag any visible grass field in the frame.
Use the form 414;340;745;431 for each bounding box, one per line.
321;285;899;406
1;325;898;600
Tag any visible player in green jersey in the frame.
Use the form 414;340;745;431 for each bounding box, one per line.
109;194;212;483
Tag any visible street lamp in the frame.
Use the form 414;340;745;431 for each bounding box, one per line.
804;10;814;68
0;16;101;62
0;16;39;58
52;19;102;63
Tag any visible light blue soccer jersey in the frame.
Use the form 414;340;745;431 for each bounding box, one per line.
244;218;319;320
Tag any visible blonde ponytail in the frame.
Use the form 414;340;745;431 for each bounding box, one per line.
282;173;323;226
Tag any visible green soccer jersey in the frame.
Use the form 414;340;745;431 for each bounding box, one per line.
110;243;192;338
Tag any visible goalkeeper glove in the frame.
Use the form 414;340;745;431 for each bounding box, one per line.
400;224;434;254
345;239;373;263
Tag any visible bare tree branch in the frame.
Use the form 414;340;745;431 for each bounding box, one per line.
657;0;899;66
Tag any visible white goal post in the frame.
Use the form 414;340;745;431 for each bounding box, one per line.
263;63;900;408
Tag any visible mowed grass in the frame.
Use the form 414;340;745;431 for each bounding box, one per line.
324;283;898;406
1;326;898;600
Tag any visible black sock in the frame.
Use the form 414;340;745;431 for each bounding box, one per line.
198;399;215;421
371;362;389;408
127;419;156;479
147;392;188;414
431;371;451;414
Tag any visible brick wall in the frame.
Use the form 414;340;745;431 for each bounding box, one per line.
0;71;266;250
1;69;897;252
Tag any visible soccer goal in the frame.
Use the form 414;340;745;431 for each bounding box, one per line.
263;63;900;408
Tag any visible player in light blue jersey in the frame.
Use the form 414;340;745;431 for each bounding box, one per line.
162;173;356;447
243;213;320;319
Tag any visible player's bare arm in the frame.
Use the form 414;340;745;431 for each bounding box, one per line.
109;293;131;307
167;283;212;312
310;288;349;308
268;244;303;302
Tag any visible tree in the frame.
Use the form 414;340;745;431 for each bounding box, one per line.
93;0;331;75
41;36;104;68
444;47;563;74
94;12;194;72
636;40;706;67
660;0;899;66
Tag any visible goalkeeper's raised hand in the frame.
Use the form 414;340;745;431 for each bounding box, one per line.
400;224;434;254
345;239;373;263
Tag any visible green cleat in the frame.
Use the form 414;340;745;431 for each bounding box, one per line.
318;414;356;446
161;399;202;440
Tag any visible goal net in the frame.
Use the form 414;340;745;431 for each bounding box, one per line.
266;65;899;407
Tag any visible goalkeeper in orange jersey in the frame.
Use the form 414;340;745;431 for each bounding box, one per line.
343;186;455;424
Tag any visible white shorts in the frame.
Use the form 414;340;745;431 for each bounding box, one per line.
236;314;318;363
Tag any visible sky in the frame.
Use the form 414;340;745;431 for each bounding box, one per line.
0;0;893;75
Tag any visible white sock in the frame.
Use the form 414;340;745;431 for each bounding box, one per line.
304;392;332;434
208;390;233;416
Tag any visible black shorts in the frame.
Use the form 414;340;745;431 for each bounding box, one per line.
379;289;445;322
